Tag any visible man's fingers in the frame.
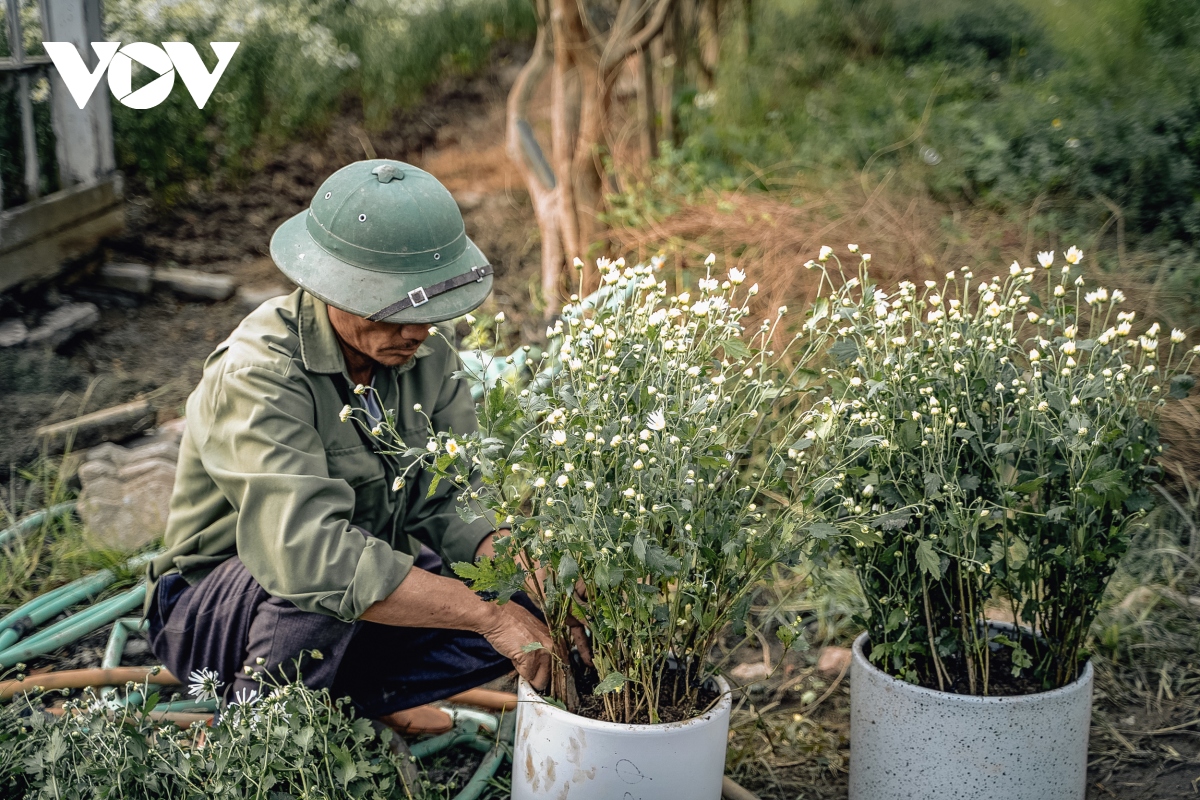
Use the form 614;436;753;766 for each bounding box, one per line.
532;649;551;691
571;624;593;666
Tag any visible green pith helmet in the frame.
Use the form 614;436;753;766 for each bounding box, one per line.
270;159;492;324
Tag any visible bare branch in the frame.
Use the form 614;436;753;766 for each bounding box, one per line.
602;0;673;72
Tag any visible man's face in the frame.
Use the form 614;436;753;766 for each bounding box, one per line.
327;305;432;367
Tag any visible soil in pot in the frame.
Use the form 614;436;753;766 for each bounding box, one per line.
865;638;1052;696
565;654;721;724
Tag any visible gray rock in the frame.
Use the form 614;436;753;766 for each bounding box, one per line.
99;262;154;294
25;302;100;349
77;442;178;550
0;319;28;347
154;267;236;301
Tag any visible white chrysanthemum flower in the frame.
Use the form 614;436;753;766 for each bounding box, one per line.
1111;289;1126;303
464;313;476;324
1009;261;1022;276
1171;329;1187;343
986;302;1002;318
392;476;405;491
426;439;438;453
413;403;423;412
610;435;623;446
633;459;644;470
648;409;667;431
687;365;701;377
1054;285;1066;297
339;405;353;423
778;305;788;315
445;439;460;456
1116;321;1132;336
494;312;505;323
1027;311;1040;323
995;383;1005;393
1065;246;1083;265
729;267;746;285
584;481;595;490
711;375;726;386
623;487;636;498
953;362;964;374
533;476;547;488
848;243;860;253
849;376;863;387
1037;251;1054;268
819;245;833;261
1062;341;1076;355
692;301;710;316
370;425;383;437
705;252;717;266
556;474;570;488
353;384;367;395
232;687;258;707
551;430;567;446
585;431;596;442
1029;349;1041;361
1140;336;1158;352
188;669;223;701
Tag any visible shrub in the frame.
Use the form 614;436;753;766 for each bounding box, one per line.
100;0;535;199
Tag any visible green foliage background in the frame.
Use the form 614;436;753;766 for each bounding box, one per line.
103;0;535;202
659;0;1200;318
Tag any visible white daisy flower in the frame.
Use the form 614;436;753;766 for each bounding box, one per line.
188;669;224;701
647;409;667;431
1037;251;1054;268
551;430;567;446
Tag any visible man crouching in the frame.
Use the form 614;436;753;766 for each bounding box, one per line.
145;159;552;735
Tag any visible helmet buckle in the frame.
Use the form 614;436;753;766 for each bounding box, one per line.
472;266;484;283
408;287;429;307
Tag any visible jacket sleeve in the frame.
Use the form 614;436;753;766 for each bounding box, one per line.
196;363;413;622
406;347;497;569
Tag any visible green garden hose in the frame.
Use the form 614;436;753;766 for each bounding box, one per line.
0;502;76;549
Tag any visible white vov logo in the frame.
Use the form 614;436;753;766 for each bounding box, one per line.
43;42;239;110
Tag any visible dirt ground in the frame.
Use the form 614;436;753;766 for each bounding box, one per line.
3;42;1199;800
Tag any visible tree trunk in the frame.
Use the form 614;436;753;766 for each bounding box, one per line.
637;49;658;161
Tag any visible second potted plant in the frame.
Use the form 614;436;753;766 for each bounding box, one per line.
811;245;1197;799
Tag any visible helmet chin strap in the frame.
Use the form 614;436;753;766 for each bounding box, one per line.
367;264;494;322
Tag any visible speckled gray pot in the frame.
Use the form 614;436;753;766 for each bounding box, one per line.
849;631;1093;800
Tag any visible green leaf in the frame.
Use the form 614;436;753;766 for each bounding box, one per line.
557;553;579;582
898;421;922;449
521;642;546;653
1012;477;1046;494
1088;468;1129;500
806;522;838;540
1169;374;1196;399
830;338;859;364
915;539;942;579
593;672;627;695
923;472;942;496
722;338;752;359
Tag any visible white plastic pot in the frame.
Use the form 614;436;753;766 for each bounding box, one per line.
849;630;1093;800
511;675;732;800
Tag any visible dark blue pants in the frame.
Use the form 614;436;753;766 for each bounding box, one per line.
147;548;529;718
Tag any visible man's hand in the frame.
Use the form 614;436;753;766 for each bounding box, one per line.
477;600;554;690
476;532;592;666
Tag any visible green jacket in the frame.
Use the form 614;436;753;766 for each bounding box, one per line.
146;289;494;622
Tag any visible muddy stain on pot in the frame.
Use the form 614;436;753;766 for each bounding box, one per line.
525;750;536;785
555;780;571;800
566;735;582;765
544;757;557;783
571;767;596;783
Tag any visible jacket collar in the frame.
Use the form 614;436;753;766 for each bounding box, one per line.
299;291;434;376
